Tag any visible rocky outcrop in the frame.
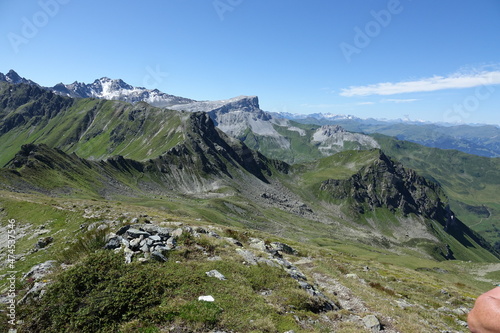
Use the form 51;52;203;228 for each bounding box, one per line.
311;125;380;156
169;95;260;114
318;150;500;260
320;150;448;222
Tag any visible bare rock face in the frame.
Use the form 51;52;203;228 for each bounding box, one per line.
311;125;380;156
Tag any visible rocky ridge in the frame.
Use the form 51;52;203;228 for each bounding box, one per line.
0;71;383;164
0;70;38;86
317;150;500;260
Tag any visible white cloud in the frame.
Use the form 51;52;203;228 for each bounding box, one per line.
340;70;500;97
381;98;419;103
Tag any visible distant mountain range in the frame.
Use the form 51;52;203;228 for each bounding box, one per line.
282;113;500;158
2;69;498;159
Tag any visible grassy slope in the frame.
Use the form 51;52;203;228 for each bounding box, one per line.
0;93;185;167
1;192;498;332
239;121;323;164
2;83;498;249
374;134;500;245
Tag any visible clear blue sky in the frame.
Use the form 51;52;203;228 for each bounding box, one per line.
1;0;500;125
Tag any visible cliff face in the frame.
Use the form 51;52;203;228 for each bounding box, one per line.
320;151;447;222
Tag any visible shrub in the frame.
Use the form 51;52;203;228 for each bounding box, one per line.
368;281;396;296
17;250;228;333
57;226;109;264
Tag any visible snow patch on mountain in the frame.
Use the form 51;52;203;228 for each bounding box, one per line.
50;77;194;107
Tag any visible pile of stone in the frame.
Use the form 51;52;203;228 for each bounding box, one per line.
104;224;186;263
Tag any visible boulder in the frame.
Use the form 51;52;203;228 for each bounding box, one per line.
35;236;53;249
224;237;243;247
362;315;381;332
171;228;183;238
124;248;134;264
236;248;259;265
116;225;130;235
270;242;298;255
209;231;221;238
149;235;162;242
129;238;142;250
140;243;150;253
275;257;293;269
166;237;176;247
249;238;267;251
154;245;172;254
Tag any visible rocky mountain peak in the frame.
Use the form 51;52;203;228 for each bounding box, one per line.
92;77;134;92
44;76;195;107
0;70;38;86
180;112;271;182
5;69;22;83
320;150;447;221
223;95;260;111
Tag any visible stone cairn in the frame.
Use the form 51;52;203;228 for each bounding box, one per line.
104;223;338;312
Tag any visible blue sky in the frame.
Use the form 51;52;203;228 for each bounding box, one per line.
1;0;500;125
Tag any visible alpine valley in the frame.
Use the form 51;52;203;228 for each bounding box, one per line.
1;70;500;333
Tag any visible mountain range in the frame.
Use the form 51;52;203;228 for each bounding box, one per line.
1;70;499;332
278;112;500;158
0;75;497;259
2;69;499;160
1;70;499;247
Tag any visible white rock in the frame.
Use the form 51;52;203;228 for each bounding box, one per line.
198;295;215;302
206;270;227;280
362;314;381;332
